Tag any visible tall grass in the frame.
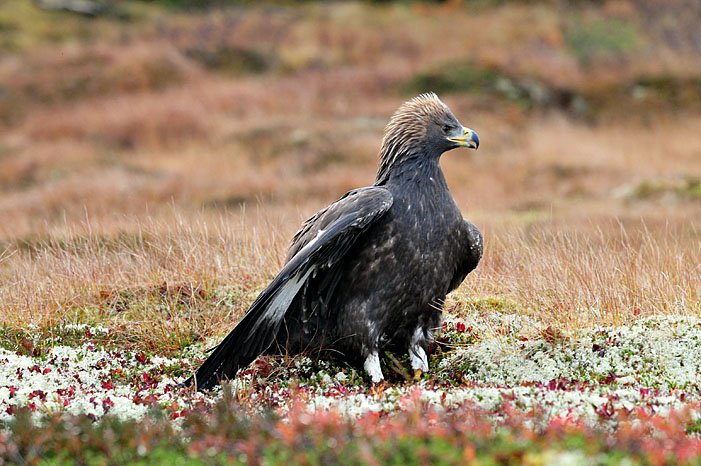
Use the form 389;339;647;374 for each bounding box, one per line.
0;212;285;351
0;209;697;351
464;220;700;331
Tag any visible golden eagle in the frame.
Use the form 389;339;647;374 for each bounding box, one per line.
189;93;482;390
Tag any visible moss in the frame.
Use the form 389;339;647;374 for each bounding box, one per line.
0;324;115;356
403;60;585;114
624;177;701;202
183;45;270;76
457;296;522;315
564;16;641;64
3;399;695;466
684;178;701;198
0;0;133;53
405;58;701;120
403;61;500;96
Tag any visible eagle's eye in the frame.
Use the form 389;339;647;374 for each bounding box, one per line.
442;124;454;133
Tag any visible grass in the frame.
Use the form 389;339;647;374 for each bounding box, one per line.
0;211;697;353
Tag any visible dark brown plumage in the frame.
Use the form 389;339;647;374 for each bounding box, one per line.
188;93;482;390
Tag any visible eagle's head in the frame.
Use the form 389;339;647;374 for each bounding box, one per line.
376;93;479;184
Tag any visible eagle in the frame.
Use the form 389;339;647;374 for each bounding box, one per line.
188;93;482;391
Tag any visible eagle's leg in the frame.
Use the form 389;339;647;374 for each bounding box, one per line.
363;351;384;383
409;326;429;380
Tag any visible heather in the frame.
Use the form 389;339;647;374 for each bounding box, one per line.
3;316;701;464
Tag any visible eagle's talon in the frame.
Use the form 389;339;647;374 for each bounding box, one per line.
370;380;388;397
413;369;423;381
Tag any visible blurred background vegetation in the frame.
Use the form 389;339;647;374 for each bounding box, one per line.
0;0;699;338
1;0;700;234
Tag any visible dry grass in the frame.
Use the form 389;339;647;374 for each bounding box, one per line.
0;212;288;352
462;220;700;329
0;0;699;352
0;204;697;352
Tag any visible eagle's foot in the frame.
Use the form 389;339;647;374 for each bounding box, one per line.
364;351;384;383
409;336;429;376
370;380;388;398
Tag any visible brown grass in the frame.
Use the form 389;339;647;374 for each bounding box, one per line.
464;220;700;328
0;212;287;352
0;206;697;351
0;0;699;351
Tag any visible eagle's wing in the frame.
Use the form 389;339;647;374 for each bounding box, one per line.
448;219;483;293
188;187;393;391
285;187;389;261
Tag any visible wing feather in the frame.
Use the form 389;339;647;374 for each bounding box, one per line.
187;187;393;390
448;219;483;293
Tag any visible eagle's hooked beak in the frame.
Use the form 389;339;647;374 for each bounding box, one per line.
448;127;480;150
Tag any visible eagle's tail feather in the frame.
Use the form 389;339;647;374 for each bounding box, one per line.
184;304;281;391
184;324;249;391
185;268;313;391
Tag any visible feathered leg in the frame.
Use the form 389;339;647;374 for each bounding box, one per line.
363;351;383;383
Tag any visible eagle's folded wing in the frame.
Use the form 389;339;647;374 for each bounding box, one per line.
187;187;393;391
